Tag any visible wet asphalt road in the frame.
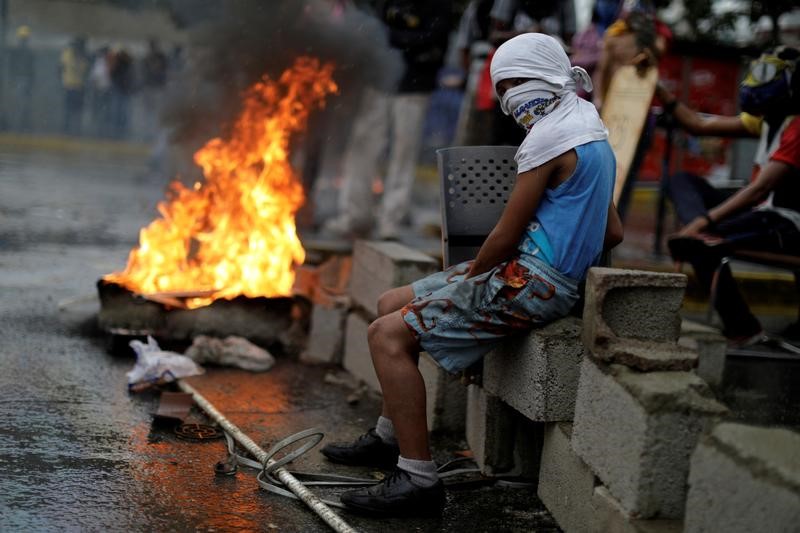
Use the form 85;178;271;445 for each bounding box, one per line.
0;139;559;532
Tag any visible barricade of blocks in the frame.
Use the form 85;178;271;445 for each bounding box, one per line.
531;267;730;532
684;423;800;533
571;358;727;519
466;315;585;477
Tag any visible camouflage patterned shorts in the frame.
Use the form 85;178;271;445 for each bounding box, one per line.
401;254;579;373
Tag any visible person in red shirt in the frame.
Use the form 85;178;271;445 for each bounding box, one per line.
664;46;800;346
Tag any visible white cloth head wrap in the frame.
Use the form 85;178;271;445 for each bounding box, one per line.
490;33;608;173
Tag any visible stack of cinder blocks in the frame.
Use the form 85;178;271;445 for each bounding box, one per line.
300;255;353;365
339;241;466;433
466;316;586;477
684;422;800;532
539;268;729;532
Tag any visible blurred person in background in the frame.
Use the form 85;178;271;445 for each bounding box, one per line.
141;39;169;140
664;46;800;346
592;0;671;109
109;46;134;139
778;9;800;49
593;0;672;220
321;0;451;241
60;37;89;135
452;0;495;145
89;46;112;137
8;25;35;132
569;0;618;99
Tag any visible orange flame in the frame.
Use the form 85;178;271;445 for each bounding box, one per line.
105;57;337;308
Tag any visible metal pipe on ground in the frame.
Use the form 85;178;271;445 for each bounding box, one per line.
176;380;358;533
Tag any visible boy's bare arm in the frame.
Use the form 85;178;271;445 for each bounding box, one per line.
467;164;551;278
603;202;624;250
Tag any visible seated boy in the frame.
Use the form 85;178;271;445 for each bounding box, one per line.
322;33;623;517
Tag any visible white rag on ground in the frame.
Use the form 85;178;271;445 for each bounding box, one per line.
185;335;276;372
490;33;608;173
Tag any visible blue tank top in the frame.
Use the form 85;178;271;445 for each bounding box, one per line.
517;140;615;280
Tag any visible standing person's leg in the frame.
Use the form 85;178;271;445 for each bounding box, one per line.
323;87;390;237
668;172;732;225
318;285;416;465
63;89;73;133
682;252;762;340
377;92;429;240
74;89;85;136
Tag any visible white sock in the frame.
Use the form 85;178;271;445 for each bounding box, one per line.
397;455;439;487
375;415;397;445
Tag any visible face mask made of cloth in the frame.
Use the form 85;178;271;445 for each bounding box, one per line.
500;81;562;131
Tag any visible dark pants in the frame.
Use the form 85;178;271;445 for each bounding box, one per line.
110;90;130;138
667;172;735;224
63;89;84;135
672;209;800;337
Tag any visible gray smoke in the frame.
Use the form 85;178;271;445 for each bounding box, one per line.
161;0;404;158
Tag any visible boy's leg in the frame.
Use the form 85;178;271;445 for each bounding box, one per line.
367;311;430;460
339;310;443;516
376;285;415;422
377;285;415;317
318;285;415;465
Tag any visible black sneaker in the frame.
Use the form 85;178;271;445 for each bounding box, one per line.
340;468;445;516
320;428;399;468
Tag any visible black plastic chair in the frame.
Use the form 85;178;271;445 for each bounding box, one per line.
436;146;518;267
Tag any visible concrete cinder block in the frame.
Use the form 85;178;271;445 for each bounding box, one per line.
582;268;696;371
342;311;379;391
684;423;800;533
484;317;584;422
679;320;727;389
572;357;727;519
301;300;349;365
419;352;467;434
349;240;438;317
466;385;543;478
466;385;515;475
592;485;683;533
513;416;545;480
538;423;596;533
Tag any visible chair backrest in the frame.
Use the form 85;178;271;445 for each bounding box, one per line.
437;146;518;267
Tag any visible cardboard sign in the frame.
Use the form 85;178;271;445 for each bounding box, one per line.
601;65;659;203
